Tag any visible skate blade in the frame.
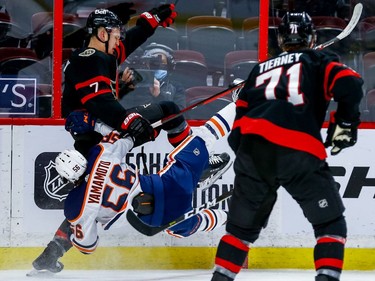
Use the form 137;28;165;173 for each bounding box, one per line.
26;269;55;278
198;160;233;190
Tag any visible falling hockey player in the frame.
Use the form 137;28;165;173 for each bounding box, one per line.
28;101;236;275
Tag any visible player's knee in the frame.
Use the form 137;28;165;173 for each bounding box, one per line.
301;193;345;226
313;215;347;238
225;221;261;243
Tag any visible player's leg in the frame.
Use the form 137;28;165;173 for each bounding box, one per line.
165;209;228;237
193;102;235;155
281;152;346;281
212;136;279;281
31;219;72;273
193;102;235;187
132;101;191;147
139;135;209;226
313;216;347;281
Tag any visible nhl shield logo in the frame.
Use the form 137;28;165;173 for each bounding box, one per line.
44;160;70;202
35;152;74;209
318;199;329;208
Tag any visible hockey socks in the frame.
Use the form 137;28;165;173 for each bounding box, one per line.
205;102;236;141
197;209;227;232
193;102;236;154
213;234;250;280
314;235;346;280
167;122;191;147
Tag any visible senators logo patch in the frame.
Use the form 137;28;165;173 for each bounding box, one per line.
79;49;96;57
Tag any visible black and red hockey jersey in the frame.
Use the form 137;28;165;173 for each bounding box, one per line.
229;49;363;160
62;24;155;131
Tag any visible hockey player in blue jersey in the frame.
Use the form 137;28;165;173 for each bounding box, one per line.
51;102;235;255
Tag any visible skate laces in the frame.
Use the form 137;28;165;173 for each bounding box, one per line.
209;154;225;167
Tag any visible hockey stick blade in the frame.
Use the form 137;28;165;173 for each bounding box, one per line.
314;3;363;50
151;81;245;128
126;189;233;236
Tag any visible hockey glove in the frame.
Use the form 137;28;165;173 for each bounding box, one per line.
138;4;177;29
324;111;360;155
65;110;97;137
121;113;155;147
132;192;154;215
229;78;245;102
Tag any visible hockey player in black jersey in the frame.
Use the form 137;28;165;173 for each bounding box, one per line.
30;4;232;275
211;12;363;281
62;4;189;157
29;3;194;274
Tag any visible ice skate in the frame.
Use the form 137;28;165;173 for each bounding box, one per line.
315;275;338;281
198;152;232;190
27;241;64;276
211;271;234;281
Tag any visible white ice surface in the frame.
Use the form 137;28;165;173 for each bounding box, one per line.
1;269;375;281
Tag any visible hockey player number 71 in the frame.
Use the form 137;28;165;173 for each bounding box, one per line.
256;63;304;106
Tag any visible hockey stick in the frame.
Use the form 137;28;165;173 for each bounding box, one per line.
151;4;362;128
314;3;363;50
151;81;245;128
126;189;233;236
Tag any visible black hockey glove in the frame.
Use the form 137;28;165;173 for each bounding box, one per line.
132;192;154;215
121;113;155;147
65;110;97;138
138;4;177;29
107;2;136;25
324;112;360;155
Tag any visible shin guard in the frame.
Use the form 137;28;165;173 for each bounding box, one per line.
214;234;250;280
314;235;346;280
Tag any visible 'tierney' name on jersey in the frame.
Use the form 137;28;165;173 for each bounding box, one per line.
259;53;303;73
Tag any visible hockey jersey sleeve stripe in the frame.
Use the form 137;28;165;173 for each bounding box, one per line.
328;69;362;94
236;99;248;108
233;117;327;160
324;62;361;100
81;89;112;104
75;75;111;90
324;62;341;100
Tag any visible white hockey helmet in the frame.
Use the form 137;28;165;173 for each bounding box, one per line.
55;149;87;183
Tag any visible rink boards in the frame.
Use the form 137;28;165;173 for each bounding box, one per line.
0;125;375;270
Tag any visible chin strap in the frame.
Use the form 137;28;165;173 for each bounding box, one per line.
95;29;110;53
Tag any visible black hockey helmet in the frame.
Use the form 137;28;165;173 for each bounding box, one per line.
278;12;316;50
86;8;123;35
